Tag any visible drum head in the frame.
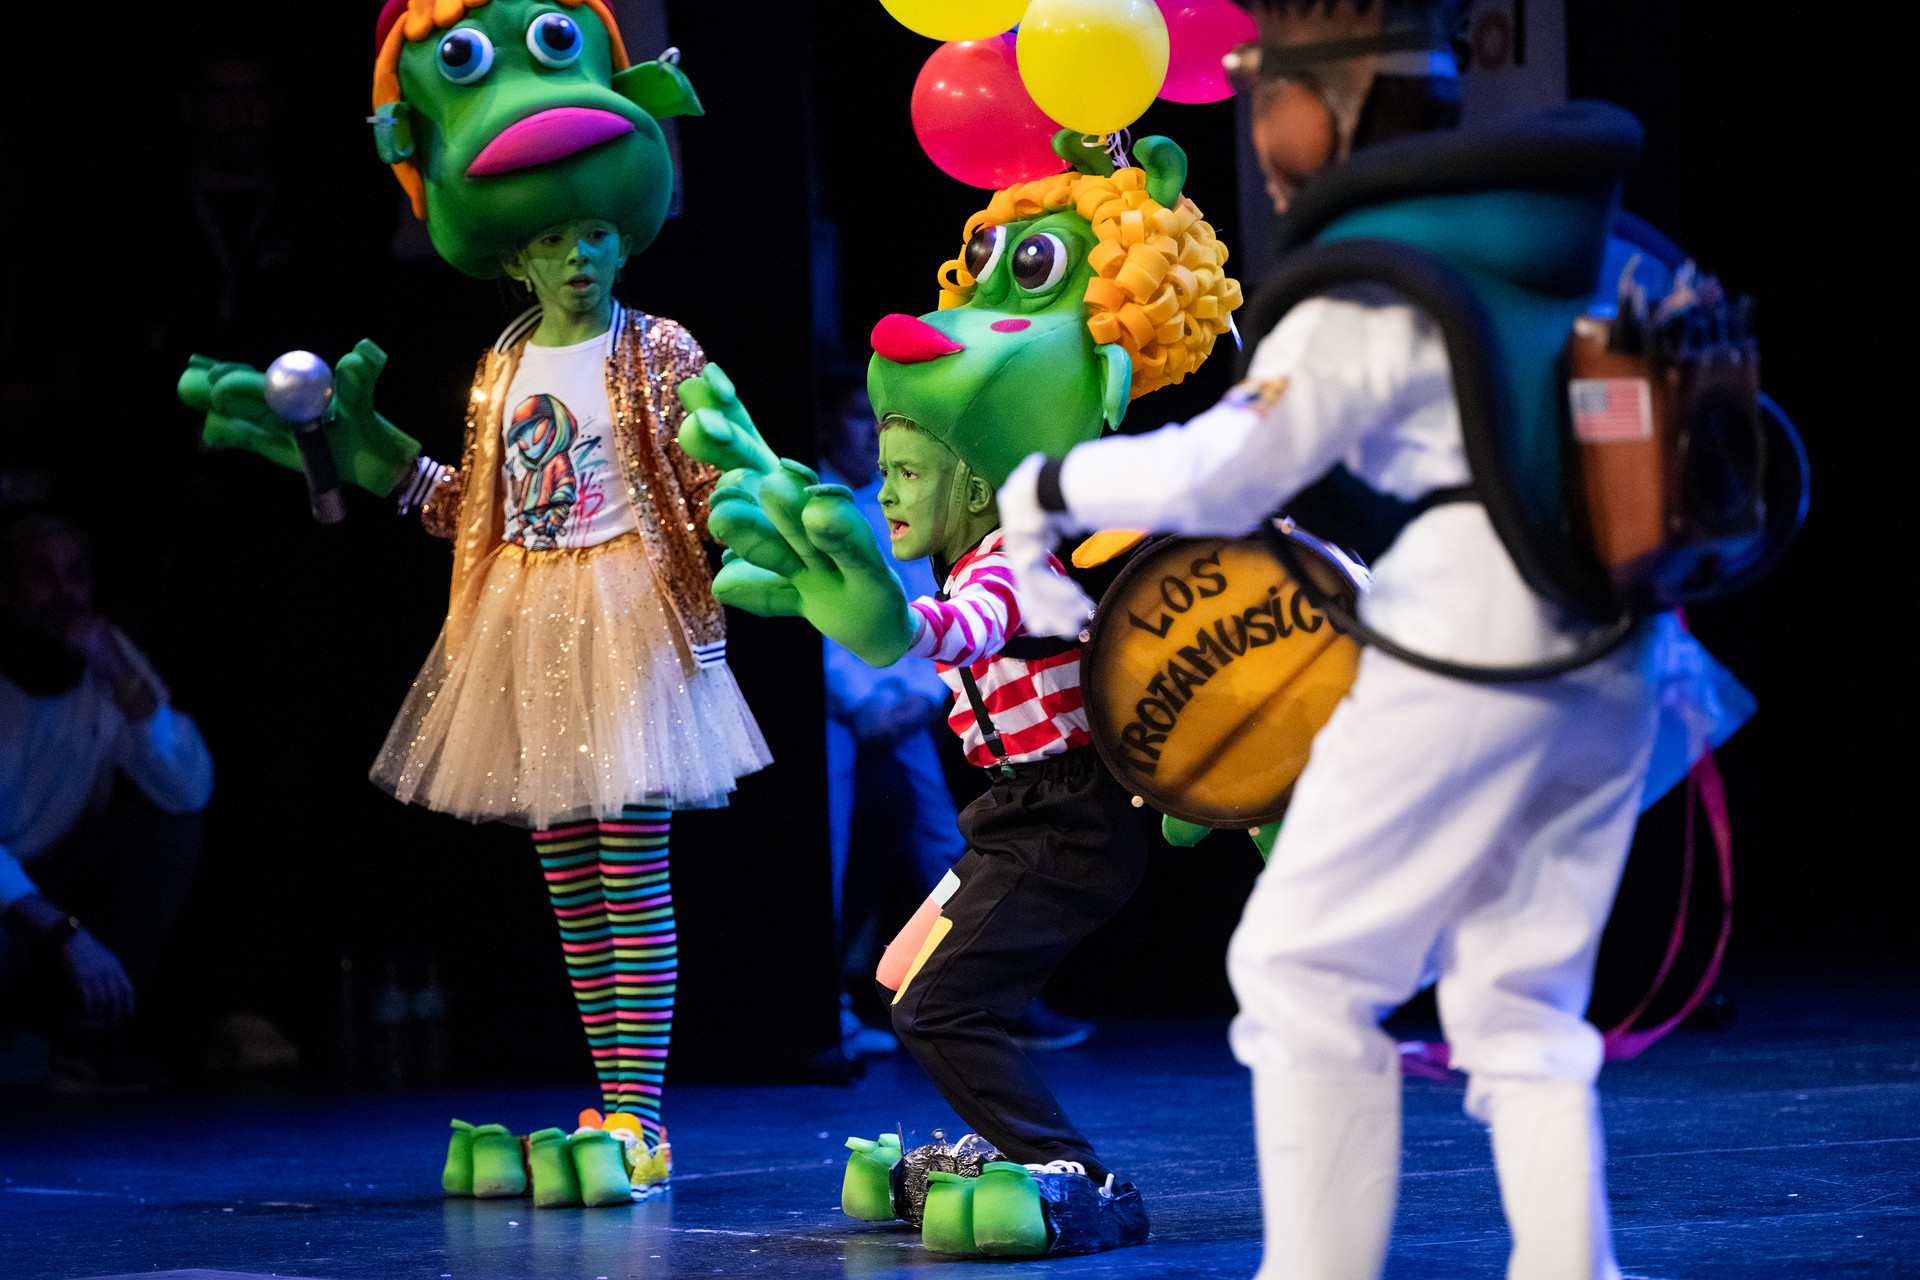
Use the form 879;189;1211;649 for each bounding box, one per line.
1082;531;1361;829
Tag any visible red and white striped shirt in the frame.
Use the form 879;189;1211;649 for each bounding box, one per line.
904;529;1092;768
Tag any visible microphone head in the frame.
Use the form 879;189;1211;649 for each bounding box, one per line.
265;350;335;423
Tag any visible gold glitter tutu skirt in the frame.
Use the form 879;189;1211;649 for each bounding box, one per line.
370;531;771;827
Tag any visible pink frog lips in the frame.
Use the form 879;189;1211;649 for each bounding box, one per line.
871;313;964;364
467;107;634;177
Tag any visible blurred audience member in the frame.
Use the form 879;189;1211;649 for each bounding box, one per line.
0;515;213;1092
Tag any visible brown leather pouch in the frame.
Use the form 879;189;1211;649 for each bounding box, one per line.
1567;266;1764;607
1567;314;1664;583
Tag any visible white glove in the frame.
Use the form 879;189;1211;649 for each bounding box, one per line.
998;453;1097;639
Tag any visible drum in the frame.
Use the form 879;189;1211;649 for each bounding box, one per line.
1081;526;1365;829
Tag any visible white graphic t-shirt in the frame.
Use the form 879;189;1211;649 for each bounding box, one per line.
500;327;639;550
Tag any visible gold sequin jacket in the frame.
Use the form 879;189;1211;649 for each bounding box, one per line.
420;304;724;668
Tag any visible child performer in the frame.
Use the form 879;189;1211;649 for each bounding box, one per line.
177;0;768;1199
671;132;1239;1253
679;385;1150;1256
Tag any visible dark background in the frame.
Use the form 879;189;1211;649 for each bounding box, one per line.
0;0;1904;1092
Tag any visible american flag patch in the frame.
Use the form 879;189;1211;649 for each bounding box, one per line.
1569;378;1653;442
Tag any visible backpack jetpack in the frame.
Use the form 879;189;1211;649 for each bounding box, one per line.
1241;101;1810;683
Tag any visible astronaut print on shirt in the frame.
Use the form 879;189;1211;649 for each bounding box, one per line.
499;334;638;551
504;393;584;549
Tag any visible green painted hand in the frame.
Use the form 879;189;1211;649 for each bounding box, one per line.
179;341;421;497
677;366;915;665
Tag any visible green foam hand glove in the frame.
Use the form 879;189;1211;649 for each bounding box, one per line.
712;549;803;617
1161;816;1211;848
180;341;421;498
1162;814;1281;862
678;366;917;666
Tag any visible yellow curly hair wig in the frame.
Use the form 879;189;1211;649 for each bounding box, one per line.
936;167;1244;400
372;0;630;220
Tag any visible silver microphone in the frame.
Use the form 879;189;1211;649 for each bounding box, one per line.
265;351;345;524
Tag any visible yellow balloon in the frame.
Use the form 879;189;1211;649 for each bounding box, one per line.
1016;0;1169;136
879;0;1030;42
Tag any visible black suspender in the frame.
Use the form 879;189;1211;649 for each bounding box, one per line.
933;542;1082;781
935;583;1018;781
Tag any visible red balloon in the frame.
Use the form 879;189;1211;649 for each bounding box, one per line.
1156;0;1258;104
911;34;1068;189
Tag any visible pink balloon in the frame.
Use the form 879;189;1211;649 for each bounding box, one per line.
911;34;1068;189
1156;0;1258;104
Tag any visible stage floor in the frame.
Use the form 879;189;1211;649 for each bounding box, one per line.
3;963;1915;1280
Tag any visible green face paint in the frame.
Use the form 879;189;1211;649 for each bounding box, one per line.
868;210;1113;488
501;217;630;345
396;0;673;278
877;423;997;567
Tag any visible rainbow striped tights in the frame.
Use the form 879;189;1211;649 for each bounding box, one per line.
530;804;675;1143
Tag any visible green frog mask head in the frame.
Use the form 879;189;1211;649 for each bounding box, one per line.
371;0;703;278
866;133;1244;487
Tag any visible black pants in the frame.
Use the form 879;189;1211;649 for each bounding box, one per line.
887;747;1148;1183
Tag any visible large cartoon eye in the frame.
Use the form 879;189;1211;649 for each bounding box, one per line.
964;225;1005;284
527;13;584;68
1012;233;1069;292
436;27;496;84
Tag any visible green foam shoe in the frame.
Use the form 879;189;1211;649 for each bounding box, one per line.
528;1128;582;1208
570;1129;634;1207
921;1170;979;1255
842;1136;899;1220
971;1161;1048;1256
468;1124;527;1198
442;1118;475;1196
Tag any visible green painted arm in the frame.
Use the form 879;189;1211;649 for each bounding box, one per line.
180;340;421;497
678;366;917;666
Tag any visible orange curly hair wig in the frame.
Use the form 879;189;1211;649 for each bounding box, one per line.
936;168;1244;400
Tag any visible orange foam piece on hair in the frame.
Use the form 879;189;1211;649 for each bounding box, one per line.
1116;303;1156;349
1083;277;1127;312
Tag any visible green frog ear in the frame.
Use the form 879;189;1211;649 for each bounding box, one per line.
1132;135;1187;207
370;101;414;165
613;53;705;119
1098;343;1131;431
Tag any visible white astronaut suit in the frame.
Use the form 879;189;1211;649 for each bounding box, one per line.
1001;288;1660;1280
